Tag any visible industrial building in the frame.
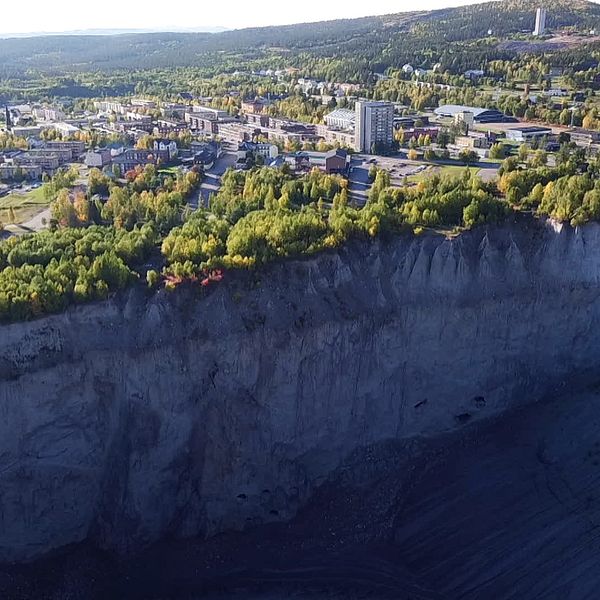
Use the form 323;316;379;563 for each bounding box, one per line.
325;108;355;130
434;105;509;124
506;126;553;142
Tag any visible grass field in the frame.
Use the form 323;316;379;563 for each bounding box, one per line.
0;187;49;225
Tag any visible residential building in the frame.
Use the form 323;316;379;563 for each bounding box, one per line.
85;149;112;168
217;122;255;143
94;101;126;115
185;110;235;134
53;122;80;136
373;72;389;82
506;126;553;142
14;152;61;173
246;113;271;127
241;97;273;114
296;78;320;93
153;139;178;160
190;140;222;158
188;141;221;169
161;103;188;119
153;120;187;136
131;99;157;109
0;163;42;181
315;124;355;147
544;89;568;97
6;104;32;126
237;141;279;162
354;101;394;152
33;106;65;122
189;105;230;120
27;148;73;164
534;8;547;36
285;149;349;174
112;148;170;172
111;121;154;135
126;111;153;123
11;126;42;138
46;141;86;159
192;149;216;169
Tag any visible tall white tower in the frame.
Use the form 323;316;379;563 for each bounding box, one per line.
534;8;547;36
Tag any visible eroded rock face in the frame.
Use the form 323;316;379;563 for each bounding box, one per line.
1;217;600;562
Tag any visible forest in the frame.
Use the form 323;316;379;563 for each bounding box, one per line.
0;163;498;321
2;146;593;323
1;0;600;82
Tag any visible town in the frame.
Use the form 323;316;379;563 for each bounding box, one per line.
1;5;600;233
5;2;600;599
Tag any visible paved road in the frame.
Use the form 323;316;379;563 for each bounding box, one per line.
5;208;51;236
348;158;372;206
192;152;237;209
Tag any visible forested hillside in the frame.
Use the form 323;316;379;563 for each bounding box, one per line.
1;0;600;77
416;0;600;41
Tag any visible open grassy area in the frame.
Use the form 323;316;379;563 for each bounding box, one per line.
0;187;47;208
0;187;49;225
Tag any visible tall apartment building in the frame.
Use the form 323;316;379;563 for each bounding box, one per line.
354;101;394;152
533;8;547;36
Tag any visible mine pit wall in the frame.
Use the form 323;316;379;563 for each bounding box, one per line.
1;216;600;562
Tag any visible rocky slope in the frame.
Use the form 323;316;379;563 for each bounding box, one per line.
1;216;600;568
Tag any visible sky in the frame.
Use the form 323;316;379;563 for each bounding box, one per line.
1;0;490;35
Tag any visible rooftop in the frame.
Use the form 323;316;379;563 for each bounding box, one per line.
508;126;553;133
325;108;355;120
434;105;503;117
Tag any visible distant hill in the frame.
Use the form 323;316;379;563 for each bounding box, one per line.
0;26;228;38
416;0;600;40
0;0;599;75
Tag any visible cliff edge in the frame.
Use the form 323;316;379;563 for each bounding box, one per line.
1;217;599;563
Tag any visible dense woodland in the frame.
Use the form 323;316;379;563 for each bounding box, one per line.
0;139;593;322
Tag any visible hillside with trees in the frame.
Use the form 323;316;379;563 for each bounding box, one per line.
1;0;600;78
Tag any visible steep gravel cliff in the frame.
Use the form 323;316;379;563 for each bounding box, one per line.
1;217;600;566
